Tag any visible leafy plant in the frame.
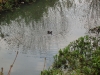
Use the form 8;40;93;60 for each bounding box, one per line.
41;26;100;75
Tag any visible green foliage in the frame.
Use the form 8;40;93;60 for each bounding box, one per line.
4;1;12;10
0;0;58;25
41;69;63;75
82;66;91;75
25;0;30;2
0;0;38;11
41;26;100;75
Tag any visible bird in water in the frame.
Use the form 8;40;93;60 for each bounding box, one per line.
47;31;52;35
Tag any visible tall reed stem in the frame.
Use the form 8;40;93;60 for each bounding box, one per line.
43;57;46;71
7;51;18;75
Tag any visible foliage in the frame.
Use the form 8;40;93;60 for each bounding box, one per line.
0;0;58;24
0;0;37;11
41;69;63;75
41;26;100;75
3;1;13;10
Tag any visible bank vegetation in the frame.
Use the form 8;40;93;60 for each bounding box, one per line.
0;0;36;11
41;26;100;75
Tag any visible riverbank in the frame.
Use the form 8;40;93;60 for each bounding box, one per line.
41;26;100;75
0;0;36;11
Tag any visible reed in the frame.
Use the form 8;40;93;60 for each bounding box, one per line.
43;57;46;71
7;51;18;75
0;67;3;75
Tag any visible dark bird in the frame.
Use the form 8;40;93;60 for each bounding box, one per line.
47;31;52;35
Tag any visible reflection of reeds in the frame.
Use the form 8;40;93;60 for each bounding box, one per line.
90;0;100;18
7;51;19;75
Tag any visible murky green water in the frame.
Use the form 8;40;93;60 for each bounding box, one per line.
0;0;100;75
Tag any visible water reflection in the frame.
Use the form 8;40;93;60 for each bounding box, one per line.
1;6;69;56
0;0;99;75
85;0;100;30
0;0;58;24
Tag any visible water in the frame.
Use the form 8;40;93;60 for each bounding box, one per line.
0;0;100;75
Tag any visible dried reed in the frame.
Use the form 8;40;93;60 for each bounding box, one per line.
43;57;46;71
7;51;19;75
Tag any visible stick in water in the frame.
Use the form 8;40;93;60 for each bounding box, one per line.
8;51;18;75
43;57;46;70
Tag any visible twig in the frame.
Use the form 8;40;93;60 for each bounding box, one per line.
7;51;18;75
0;67;3;75
43;57;46;71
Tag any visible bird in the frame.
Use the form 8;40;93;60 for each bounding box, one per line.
47;31;52;35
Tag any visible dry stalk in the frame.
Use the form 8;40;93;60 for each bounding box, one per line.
7;51;19;75
43;57;46;71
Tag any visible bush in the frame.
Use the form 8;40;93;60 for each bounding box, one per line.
41;26;100;75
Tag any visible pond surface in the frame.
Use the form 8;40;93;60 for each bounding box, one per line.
0;0;100;75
